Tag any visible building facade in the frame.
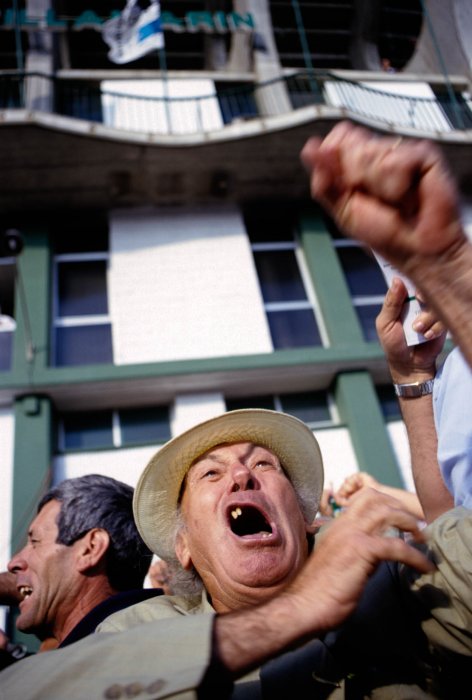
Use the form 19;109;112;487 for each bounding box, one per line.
1;0;472;644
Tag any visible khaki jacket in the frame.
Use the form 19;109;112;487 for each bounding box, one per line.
0;507;471;700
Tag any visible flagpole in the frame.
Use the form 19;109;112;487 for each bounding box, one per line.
158;44;172;134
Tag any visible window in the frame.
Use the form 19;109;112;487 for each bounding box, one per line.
333;239;387;342
58;405;171;452
0;259;16;371
101;78;223;135
51;214;113;366
215;82;258;124
227;390;334;429
268;1;353;69
55;80;103;123
244;203;325;349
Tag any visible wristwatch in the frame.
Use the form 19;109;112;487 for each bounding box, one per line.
393;379;434;398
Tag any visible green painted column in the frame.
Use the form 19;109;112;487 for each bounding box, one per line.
334;371;403;487
299;209;364;347
12;224;51;381
10;394;52;649
11;395;52;554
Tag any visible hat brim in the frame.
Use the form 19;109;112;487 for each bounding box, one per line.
133;409;324;561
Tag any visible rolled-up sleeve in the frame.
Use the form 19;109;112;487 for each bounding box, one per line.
402;506;472;657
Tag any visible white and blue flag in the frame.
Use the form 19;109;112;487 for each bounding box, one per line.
102;0;164;64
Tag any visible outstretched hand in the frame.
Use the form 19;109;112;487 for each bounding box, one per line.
290;489;433;632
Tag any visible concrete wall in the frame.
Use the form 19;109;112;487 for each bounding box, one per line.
407;0;472;81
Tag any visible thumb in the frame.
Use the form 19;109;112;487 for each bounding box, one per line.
377;277;408;328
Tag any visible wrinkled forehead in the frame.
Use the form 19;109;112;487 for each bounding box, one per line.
179;441;284;499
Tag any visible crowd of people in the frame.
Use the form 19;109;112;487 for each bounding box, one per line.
0;121;471;699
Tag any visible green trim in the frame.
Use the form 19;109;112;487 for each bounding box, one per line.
334;371;403;487
11;395;52;554
299;209;365;346
12;224;51;380
0;342;388;392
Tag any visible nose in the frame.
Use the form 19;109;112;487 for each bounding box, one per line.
8;551;27;574
230;462;256;492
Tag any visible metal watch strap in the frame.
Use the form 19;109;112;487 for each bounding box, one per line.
393;379;434;398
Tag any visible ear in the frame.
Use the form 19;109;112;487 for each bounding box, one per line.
75;528;110;574
174;529;193;571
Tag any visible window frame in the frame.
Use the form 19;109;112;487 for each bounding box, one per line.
226;389;339;431
57;405;172;453
51;250;112;366
251;235;329;349
332;238;387;342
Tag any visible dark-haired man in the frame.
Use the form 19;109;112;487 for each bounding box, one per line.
3;474;156;660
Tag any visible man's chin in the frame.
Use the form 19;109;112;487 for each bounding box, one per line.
233;552;296;589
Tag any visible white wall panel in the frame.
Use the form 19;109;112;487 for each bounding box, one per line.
317;422;416;503
386;421;416;492
53;444;158;489
314;427;359;493
172;393;226;435
109;205;272;364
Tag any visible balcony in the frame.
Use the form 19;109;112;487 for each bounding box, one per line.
1;69;472;209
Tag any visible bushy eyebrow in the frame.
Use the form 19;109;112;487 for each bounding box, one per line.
27;528;38;541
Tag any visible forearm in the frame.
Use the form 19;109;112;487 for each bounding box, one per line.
397;394;453;523
213;591;317;677
0;572;20;606
386;341;452;523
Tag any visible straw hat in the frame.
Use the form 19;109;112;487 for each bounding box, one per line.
133;409;324;561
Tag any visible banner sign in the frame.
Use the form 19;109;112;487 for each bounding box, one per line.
0;8;255;34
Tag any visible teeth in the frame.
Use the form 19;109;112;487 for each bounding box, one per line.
261;532;271;538
231;507;242;520
19;586;33;599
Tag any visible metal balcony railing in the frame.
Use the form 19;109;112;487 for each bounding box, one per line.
1;70;471;136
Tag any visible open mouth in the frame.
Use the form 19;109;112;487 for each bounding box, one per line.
229;505;273;538
18;585;33;600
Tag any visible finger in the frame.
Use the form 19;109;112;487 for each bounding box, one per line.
319;489;334;516
336;474;362;499
338;136;437;206
411;309;446;339
300;136;322;171
363;534;435;575
422;321;447;341
342;489;424;538
375;277;409;338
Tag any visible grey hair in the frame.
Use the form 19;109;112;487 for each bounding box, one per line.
38;474;152;591
168;508;203;596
